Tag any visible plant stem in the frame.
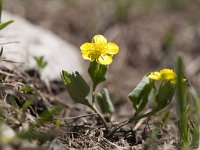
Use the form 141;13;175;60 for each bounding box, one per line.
88;102;109;131
89;84;108;131
128;109;158;123
92;84;96;106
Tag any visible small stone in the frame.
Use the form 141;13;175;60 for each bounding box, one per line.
0;11;84;80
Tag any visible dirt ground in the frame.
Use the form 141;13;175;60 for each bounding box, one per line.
2;0;200;149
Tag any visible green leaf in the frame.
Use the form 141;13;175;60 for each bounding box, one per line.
61;71;71;85
34;56;48;70
37;103;64;125
18;128;55;143
189;87;200;123
96;88;114;116
88;62;108;89
176;54;190;145
61;70;90;105
20;86;34;93
0;20;13;30
188;87;200;148
22;100;33;112
128;76;152;111
136;83;152;115
154;81;175;110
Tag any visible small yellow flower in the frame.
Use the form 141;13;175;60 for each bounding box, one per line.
148;69;176;84
80;35;119;65
160;69;176;82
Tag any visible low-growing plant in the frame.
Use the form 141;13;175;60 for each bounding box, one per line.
61;34;200;149
34;56;48;71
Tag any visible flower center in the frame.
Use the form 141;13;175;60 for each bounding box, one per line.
88;43;106;60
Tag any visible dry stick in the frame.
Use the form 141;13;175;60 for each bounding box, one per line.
57;113;98;121
107;109;158;137
0;59;23;64
0;70;15;76
0;41;19;45
101;136;127;150
106;119;129;138
134;117;147;130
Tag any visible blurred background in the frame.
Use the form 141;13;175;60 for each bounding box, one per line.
3;0;200;106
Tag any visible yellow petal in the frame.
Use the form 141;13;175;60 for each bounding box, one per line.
82;51;95;61
106;42;119;54
160;69;176;80
147;72;161;80
80;43;93;52
97;55;113;65
92;35;107;45
82;52;91;61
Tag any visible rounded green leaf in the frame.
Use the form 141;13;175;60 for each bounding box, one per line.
61;70;90;105
128;76;152;111
96;88;114;116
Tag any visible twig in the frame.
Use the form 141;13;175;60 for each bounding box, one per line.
101;136;127;150
57;113;98;121
0;70;15;76
0;59;23;64
134;117;147;130
0;41;19;45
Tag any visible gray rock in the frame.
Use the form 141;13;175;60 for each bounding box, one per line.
0;11;84;80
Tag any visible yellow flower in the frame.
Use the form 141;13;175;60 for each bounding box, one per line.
160;69;176;81
148;69;176;84
80;35;119;65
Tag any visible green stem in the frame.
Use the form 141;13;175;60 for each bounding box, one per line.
88;102;109;131
128;109;158;123
92;84;97;106
89;84;108;131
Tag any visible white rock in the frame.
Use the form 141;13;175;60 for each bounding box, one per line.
0;11;84;80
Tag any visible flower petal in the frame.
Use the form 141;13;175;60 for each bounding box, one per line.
106;42;119;54
82;51;95;61
148;72;161;80
97;55;113;65
80;43;93;52
92;35;107;45
160;69;176;80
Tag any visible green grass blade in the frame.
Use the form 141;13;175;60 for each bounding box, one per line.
189;87;200;147
0;20;14;30
176;54;189;147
